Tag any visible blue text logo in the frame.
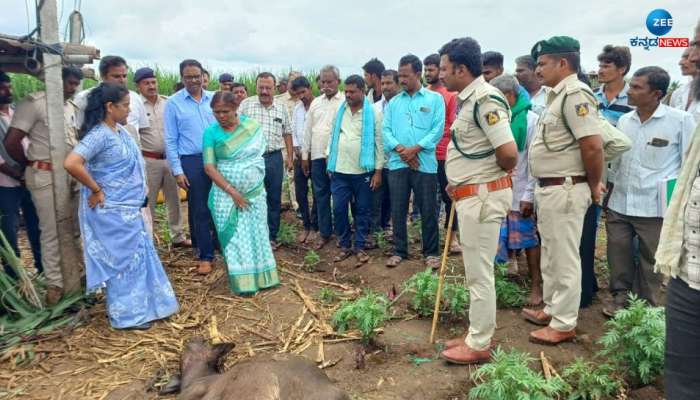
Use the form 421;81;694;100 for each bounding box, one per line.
646;9;673;36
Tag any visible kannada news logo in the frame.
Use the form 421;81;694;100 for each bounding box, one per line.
629;9;689;50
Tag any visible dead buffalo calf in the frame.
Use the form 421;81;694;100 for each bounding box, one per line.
175;336;349;400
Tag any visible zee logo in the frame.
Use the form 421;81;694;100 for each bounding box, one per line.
646;9;673;36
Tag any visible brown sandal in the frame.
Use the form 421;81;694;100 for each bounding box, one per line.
197;261;212;275
313;236;331;251
385;255;403;268
425;256;441;271
355;251;370;266
334;249;353;262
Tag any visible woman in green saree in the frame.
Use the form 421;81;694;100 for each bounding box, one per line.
203;91;279;295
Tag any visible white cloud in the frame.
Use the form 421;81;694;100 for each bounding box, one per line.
1;0;697;81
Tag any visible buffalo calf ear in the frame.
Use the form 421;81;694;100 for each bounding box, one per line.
212;343;235;372
213;343;235;358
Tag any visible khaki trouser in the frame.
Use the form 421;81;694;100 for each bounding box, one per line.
456;186;511;351
25;167;81;289
536;180;591;332
144;157;186;243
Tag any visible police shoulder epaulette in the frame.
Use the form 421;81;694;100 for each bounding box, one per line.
474;88;492;105
564;82;585;95
565;82;595;98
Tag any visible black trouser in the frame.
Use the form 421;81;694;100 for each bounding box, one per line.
665;277;700;399
181;154;215;261
371;168;391;233
293;157;317;231
387;168;439;258
437;160;458;231
0;186;42;275
579;204;600;308
263;150;283;241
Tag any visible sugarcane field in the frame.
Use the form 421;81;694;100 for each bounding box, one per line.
1;1;699;399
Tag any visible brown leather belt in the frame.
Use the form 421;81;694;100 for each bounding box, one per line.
142;150;165;160
453;175;512;201
31;160;53;171
538;176;587;187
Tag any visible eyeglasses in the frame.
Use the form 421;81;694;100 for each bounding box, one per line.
183;75;202;82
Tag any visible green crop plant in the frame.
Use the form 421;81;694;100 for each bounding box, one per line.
332;291;389;344
408;219;422;243
317;287;339;304
372;230;390;252
9;68;325;101
153;204;172;246
562;358;624;400
403;268;469;319
276;221;297;246
469;347;567;400
303;250;321;266
443;284;469;319
597;294;665;385
494;263;527;307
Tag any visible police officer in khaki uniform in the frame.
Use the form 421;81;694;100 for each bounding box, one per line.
134;67;190;248
437;37;518;364
522;36;605;345
3;66;85;305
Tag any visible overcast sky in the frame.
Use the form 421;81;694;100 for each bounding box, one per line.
2;0;697;82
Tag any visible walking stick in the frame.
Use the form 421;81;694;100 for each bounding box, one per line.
429;203;456;344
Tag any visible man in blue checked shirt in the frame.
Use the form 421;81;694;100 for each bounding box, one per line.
594;45;634;126
164;59;217;275
382;54;445;269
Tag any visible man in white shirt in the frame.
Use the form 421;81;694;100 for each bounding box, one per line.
74;55;149;145
301;65;345;250
289;76;318;244
670;47;700;123
605;66;696;316
669;48;697;111
491;74;543;307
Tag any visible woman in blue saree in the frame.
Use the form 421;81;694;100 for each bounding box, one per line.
203;91;279;295
64;82;178;330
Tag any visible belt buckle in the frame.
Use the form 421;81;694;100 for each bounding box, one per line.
563;176;573;189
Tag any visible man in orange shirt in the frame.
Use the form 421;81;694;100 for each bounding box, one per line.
424;53;460;253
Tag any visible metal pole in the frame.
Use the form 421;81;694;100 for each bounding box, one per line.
38;0;83;295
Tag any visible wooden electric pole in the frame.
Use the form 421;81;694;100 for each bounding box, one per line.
38;0;83;295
